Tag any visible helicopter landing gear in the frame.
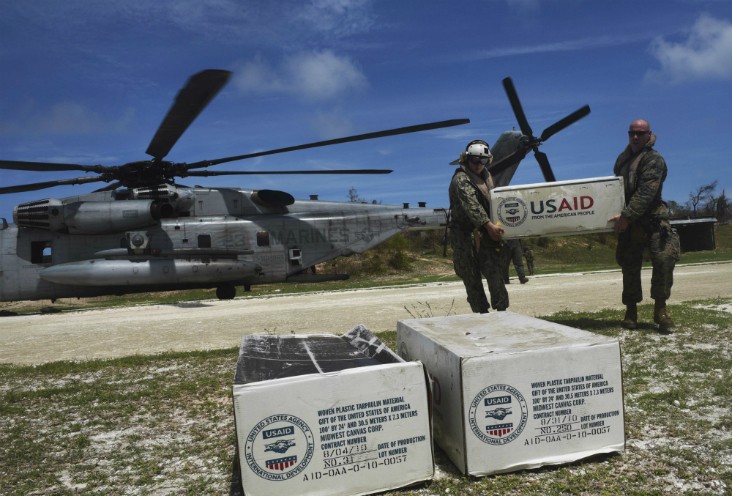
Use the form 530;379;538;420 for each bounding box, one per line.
216;284;236;300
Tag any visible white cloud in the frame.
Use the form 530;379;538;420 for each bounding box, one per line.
233;50;368;101
42;103;110;134
7;1;376;47
459;34;648;62
0;101;135;136
233;56;289;95
310;108;354;139
647;14;732;83
296;0;376;37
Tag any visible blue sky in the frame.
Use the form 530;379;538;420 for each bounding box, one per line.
1;0;731;218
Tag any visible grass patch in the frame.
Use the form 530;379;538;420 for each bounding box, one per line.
1;299;730;495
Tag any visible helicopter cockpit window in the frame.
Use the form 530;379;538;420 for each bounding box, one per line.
198;234;212;248
31;241;53;264
257;231;270;247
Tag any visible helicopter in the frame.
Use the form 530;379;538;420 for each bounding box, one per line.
0;71;589;303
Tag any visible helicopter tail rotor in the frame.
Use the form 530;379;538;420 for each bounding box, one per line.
501;77;590;182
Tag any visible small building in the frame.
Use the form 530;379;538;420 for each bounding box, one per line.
670;217;717;252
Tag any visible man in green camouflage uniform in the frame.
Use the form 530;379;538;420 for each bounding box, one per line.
449;140;508;313
502;239;529;284
524;245;535;275
609;119;680;333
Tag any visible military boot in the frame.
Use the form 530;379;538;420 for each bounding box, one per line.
654;301;674;334
621;304;637;330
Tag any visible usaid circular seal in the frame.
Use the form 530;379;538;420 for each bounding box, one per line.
244;414;314;481
468;384;529;445
496;197;528;228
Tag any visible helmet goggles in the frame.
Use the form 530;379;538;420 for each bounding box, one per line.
467;155;490;166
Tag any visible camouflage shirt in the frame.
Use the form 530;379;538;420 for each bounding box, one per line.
448;167;492;232
613;136;668;222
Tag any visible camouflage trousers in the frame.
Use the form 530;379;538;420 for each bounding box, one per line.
615;219;680;305
450;229;509;313
502;240;526;281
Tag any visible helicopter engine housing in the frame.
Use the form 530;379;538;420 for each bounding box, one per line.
14;199;161;234
128;184;195;215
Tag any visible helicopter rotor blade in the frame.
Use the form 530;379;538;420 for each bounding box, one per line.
533;149;556;182
183;169;393;177
0;159;104;173
145;69;232;161
0;176;105;195
186;118;470;169
540;105;591;142
93;182;122;192
502;77;533;138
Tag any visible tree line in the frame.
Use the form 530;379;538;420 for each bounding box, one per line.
668;181;730;222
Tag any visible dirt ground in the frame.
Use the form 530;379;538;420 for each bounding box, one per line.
1;262;729;365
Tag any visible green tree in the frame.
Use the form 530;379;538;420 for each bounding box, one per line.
687;181;717;217
715;190;730;222
667;200;691;218
347;187;380;204
347;187;362;203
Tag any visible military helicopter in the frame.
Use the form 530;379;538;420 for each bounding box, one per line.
0;69;471;302
0;71;589;303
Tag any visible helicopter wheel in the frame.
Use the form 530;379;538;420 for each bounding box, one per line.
216;284;236;300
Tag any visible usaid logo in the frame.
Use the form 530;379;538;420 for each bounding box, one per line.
485;395;511;406
263;426;294;439
468;384;529;445
244;414;314;481
496;197;528;228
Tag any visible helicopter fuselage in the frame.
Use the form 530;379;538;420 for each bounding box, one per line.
0;186;445;302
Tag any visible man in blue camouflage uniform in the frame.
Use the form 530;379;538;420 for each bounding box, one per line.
449;140;508;313
608;119;680;333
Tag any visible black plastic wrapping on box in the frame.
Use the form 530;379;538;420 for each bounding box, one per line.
234;324;401;385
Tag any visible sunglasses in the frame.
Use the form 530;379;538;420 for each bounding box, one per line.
628;131;649;137
468;156;490;165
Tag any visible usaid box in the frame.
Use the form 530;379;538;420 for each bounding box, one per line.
397;312;625;476
490;176;624;238
232;326;433;496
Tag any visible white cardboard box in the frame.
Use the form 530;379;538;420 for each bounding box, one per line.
490;176;625;238
232;327;433;496
397;312;625;476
